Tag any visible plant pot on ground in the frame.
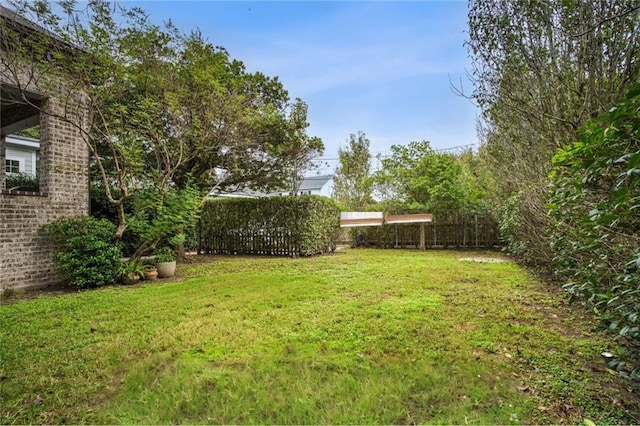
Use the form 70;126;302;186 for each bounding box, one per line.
121;259;145;285
143;265;158;281
154;247;176;278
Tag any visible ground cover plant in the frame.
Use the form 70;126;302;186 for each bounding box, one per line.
1;249;638;424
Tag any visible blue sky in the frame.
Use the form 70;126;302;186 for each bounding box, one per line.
129;1;478;172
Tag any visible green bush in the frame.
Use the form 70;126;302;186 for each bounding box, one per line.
43;216;123;289
5;173;39;192
200;196;341;256
498;191;529;257
154;246;176;263
549;85;640;379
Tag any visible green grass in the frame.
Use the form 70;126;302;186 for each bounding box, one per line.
1;249;637;424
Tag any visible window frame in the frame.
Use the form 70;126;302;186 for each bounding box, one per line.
5;157;23;175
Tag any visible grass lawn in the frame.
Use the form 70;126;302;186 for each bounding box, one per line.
1;249;637;424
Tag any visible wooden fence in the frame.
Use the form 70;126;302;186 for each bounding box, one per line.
198;229;301;256
358;213;501;249
199;213;501;255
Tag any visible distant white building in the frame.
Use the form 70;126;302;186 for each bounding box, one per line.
216;174;333;198
4;135;39;176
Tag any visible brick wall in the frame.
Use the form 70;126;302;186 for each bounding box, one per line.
1;72;89;291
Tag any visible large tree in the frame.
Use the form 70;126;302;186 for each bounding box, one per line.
373;140;484;214
332;131;373;210
1;0;323;256
466;0;640;262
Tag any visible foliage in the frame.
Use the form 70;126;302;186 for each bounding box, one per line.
549;85;640;378
200;196;341;256
4;173;39;192
332;131;374;210
373;141;487;214
496;189;550;262
13;124;40;139
154;246;176;263
42;216;123;289
122;259;145;279
271;99;325;195
2;0;322;254
168;35;324;195
127;184;202;258
497;192;528;257
467;0;640;266
1;250;637;424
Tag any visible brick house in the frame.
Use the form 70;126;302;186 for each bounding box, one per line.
1;6;89;291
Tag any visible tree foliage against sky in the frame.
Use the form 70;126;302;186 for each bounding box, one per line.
332;131;373;210
467;0;640;262
1;0;322;255
373;141;486;214
468;0;640;374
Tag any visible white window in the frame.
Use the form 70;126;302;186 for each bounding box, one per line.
5;159;21;174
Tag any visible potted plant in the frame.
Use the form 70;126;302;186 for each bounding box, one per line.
143;264;158;281
154;246;176;278
121;259;145;285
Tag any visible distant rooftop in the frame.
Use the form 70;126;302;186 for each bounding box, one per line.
216;174;333;198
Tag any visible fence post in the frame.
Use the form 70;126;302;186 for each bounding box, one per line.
198;218;202;255
433;215;437;247
462;214;466;248
419;223;425;251
475;214;479;247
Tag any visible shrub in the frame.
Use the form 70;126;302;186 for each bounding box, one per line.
548;85;640;379
43;216;123;289
154;246;176;263
199;196;341;256
5;173;39;192
122;259;145;279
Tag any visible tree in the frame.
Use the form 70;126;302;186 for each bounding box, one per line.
373;141;476;214
2;0;323;256
332;131;373;210
168;34;322;195
279;99;324;195
466;0;640;263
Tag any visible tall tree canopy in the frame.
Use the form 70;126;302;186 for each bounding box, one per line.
373;141;485;214
1;0;323;254
467;0;640;373
332;131;373;210
467;0;640;262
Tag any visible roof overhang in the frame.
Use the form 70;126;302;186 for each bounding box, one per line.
340;212;384;227
340;212;433;228
385;214;433;224
0;84;43;136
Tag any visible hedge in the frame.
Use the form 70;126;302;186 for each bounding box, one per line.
199;196;341;256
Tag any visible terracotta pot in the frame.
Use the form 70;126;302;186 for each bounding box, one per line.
122;273;140;285
144;268;158;281
156;261;176;278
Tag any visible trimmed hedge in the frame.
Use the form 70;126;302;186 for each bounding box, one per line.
199;196;341;256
